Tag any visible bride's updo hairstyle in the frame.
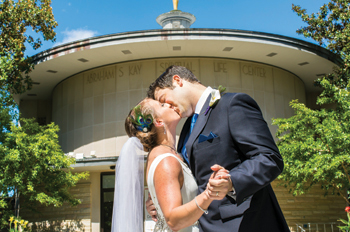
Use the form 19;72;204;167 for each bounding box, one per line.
125;98;159;152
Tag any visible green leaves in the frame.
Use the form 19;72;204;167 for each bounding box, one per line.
338;212;350;231
293;1;350;64
0;118;89;228
273;0;350;204
273;78;350;202
0;1;68;229
0;0;57;95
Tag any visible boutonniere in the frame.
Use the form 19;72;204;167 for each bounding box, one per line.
204;85;226;115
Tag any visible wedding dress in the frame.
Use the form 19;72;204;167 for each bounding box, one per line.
147;153;199;232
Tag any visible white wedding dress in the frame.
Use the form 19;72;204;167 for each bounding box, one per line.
147;153;199;232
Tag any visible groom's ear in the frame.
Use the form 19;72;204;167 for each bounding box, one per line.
173;75;183;87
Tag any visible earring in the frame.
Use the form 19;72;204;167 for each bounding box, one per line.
163;125;166;134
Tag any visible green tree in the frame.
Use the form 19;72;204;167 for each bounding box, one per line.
0;0;89;228
273;0;350;204
0;119;89;227
0;0;57;94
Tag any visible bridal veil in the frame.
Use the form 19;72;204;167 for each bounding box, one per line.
111;137;145;232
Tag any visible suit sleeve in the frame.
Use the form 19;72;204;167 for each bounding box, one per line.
227;93;284;205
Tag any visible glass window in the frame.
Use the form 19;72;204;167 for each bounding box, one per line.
102;174;115;189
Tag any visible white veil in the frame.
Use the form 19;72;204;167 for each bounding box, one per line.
111;137;145;232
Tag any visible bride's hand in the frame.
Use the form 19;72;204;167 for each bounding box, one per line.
146;193;158;222
205;165;232;200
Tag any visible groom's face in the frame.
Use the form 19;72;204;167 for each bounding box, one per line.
147;99;181;125
154;86;193;118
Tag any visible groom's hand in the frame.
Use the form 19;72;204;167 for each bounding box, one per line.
206;165;233;200
146;193;158;222
211;164;230;180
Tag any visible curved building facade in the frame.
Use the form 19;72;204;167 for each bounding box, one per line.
52;57;305;157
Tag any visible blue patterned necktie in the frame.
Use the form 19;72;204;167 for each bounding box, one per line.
181;113;198;165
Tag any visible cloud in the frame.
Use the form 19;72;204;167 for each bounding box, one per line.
54;28;98;46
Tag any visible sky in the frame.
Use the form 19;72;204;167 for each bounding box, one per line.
26;0;329;57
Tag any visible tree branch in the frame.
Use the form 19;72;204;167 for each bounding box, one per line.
333;183;349;204
342;162;350;185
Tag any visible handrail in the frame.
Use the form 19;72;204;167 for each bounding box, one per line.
295;222;341;232
296;224;306;232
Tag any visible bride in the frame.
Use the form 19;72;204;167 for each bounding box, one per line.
112;98;230;232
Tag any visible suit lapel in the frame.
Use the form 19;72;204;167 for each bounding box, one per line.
185;95;213;160
177;117;191;153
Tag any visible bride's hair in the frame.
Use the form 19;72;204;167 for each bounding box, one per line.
125;98;159;152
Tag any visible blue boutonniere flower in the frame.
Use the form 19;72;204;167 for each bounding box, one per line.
204;85;226;115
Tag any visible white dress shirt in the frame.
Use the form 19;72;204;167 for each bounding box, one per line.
195;87;213;114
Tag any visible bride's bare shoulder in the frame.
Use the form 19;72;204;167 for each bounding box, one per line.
147;146;180;170
146;146;181;179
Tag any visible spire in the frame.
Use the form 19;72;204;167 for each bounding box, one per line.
173;0;178;10
156;1;196;29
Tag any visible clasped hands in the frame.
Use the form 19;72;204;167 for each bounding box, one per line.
146;164;232;222
205;164;232;200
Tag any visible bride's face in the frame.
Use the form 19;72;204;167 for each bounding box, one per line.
146;99;181;128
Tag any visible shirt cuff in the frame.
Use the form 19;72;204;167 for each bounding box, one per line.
227;183;236;200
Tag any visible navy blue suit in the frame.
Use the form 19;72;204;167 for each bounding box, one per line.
177;92;289;232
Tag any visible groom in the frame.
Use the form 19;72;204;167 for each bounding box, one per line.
146;65;289;231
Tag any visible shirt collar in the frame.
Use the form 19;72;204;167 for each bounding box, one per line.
195;87;213;114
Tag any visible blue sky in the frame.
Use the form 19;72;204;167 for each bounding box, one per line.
26;0;328;57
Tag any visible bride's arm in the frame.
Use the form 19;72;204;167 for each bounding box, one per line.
154;156;211;231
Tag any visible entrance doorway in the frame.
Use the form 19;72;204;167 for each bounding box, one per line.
101;172;115;232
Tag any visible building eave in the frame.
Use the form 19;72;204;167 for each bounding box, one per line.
20;28;341;101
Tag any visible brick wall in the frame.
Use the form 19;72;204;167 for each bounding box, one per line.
272;181;347;232
22;180;91;232
20;177;347;232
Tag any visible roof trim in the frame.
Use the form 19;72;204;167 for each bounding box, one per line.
32;28;342;66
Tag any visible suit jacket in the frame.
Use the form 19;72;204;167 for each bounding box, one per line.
177;92;290;232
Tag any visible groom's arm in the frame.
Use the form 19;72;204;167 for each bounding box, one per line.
227;93;284;205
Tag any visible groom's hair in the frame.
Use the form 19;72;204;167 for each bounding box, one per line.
147;65;200;99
